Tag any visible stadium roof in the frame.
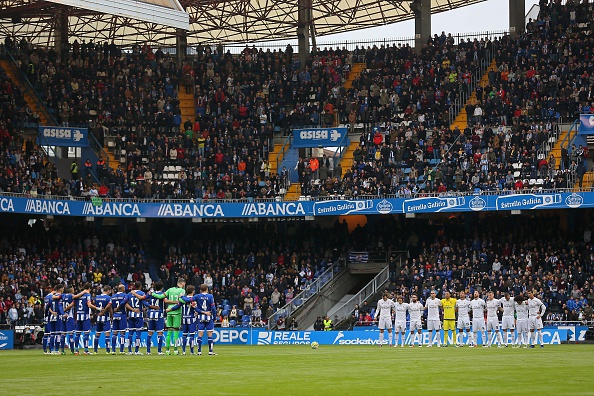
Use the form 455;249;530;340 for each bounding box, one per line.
0;0;486;47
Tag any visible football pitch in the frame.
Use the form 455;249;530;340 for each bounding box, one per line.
1;345;592;395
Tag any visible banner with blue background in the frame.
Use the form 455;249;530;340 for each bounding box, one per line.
292;127;348;148
579;114;594;135
37;126;89;147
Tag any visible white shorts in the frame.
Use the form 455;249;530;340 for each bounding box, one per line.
486;318;500;331
427;319;441;331
472;318;486;332
378;317;393;330
394;321;407;332
529;317;543;330
409;320;422;331
516;319;529;333
501;317;515;330
457;317;471;330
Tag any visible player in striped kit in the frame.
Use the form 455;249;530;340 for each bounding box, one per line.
486;292;504;347
110;285;129;354
44;284;64;354
74;283;99;355
527;290;546;348
167;285;198;355
94;285;113;354
470;291;486;347
146;281;167;355
393;296;408;348
60;287;76;354
194;284;217;355
514;294;529;348
424;290;442;347
500;293;516;347
455;291;473;347
126;281;154;355
374;293;395;347
407;294;424;347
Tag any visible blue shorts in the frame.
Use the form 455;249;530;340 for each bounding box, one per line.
181;322;196;334
148;318;165;332
75;320;91;332
46;321;59;334
112;317;127;332
96;321;112;333
197;320;214;331
61;318;75;333
127;317;144;331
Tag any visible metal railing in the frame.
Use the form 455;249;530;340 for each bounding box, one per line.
330;266;390;324
267;260;346;329
275;134;293;183
331;131;350;177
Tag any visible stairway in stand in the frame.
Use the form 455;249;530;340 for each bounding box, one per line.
178;88;196;132
268;143;284;177
449;59;498;132
0;60;51;125
335;140;360;179
549;129;570;173
343;63;366;90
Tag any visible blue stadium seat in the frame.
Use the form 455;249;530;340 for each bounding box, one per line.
222;299;229;306
229;320;237;327
224;304;231;311
238;310;244;317
222;310;229;317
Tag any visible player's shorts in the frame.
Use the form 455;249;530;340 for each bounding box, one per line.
46;320;59;334
409;320;422;331
472;318;486;332
75;320;91;332
516;319;529;333
112;317;127;332
148;318;165;332
501;316;515;330
61;318;75;333
394;321;407;332
443;319;456;331
96;321;111;333
181;322;196;334
197;320;215;332
427;319;441;331
166;314;182;329
457;317;471;330
377;317;393;330
486;318;500;331
529;317;543;330
127;317;144;331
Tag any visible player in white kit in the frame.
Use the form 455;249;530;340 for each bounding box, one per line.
500;293;516;347
485;291;504;347
374;293;395;347
407;294;424;347
393;296;409;348
455;291;473;347
527;290;546;348
424;291;442;347
470;291;486;347
514;294;529;348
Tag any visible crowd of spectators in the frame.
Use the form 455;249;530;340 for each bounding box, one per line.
1;1;593;201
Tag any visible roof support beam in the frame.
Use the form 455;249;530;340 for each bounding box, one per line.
411;0;431;54
509;0;525;38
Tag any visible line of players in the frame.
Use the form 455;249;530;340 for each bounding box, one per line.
374;289;548;348
42;279;218;356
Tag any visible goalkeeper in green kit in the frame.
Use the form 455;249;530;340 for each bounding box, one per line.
165;278;186;355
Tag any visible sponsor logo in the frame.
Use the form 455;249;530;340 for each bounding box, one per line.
41;128;85;142
257;331;312;345
213;329;248;344
469;196;487;211
589;116;594;127
83;202;141;216
565;193;583;208
332;331;345;344
376;199;393;214
0;198;14;212
157;204;224;217
314;200;371;215
241;202;305;217
0;331;9;349
257;331;272;345
25;199;70;215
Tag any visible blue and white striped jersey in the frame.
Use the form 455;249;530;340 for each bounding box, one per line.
61;293;74;319
193;293;216;323
111;292;128;320
147;291;166;320
127;290;147;319
95;294;112;322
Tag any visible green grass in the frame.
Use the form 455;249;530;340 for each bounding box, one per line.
0;345;592;395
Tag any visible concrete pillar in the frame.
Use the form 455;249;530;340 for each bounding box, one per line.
297;0;311;69
54;10;68;61
411;0;431;54
176;28;188;66
509;0;526;38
